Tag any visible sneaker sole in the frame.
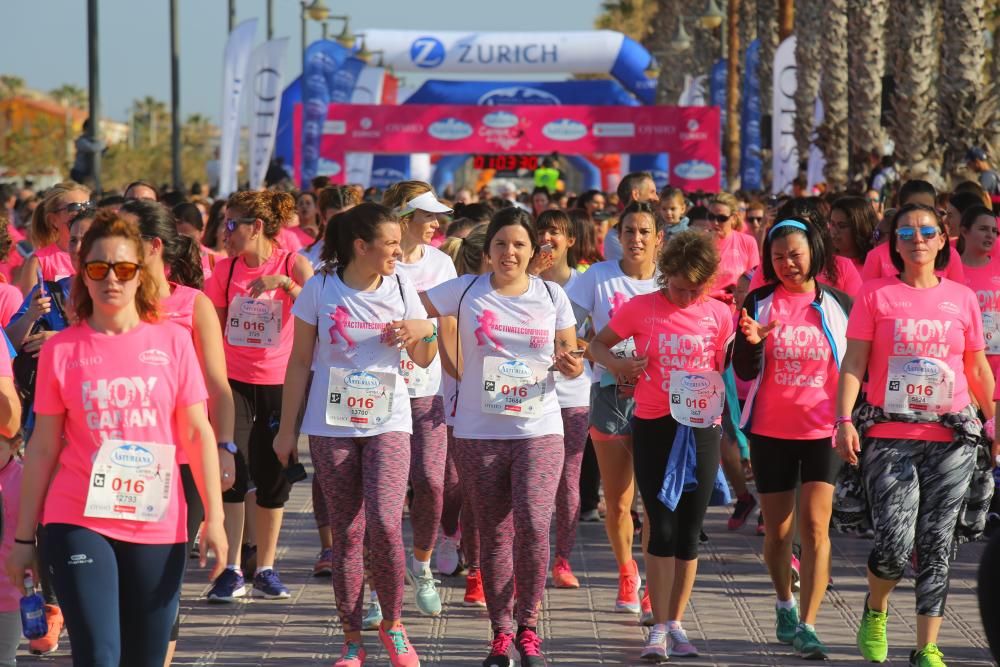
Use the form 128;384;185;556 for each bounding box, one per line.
29;644;58;656
463;599;488;608
640;649;668;663
639;613;655;627
552;579;580;589
615;602;642;613
253;588;290;599
405;569;442;617
668;647;698;657
207;585;247;603
312;569;333;577
797;647;829;660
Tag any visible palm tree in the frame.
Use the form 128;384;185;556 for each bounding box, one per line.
50;84;88;109
816;0;849;190
131;96;169;146
0;75;25;100
847;0;888;180
793;0;822;163
595;0;656;42
756;0;779;188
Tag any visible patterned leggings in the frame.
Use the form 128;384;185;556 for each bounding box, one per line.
455;435;564;632
555;407;590;560
310;432;411;630
862;436;977;616
442;426;479;569
409;396;447;553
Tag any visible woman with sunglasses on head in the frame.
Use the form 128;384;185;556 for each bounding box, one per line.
203;191;313;601
836;203;994;667
829;196;878;272
590;230;733;662
707;193;759;306
5;211;226;667
957;205;1000;380
18;182;92;295
422;207;582;667
734;219;851;660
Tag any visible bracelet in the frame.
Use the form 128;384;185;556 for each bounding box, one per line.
834;416;852;428
422;323;438;343
282;276;293;292
14;538;34;546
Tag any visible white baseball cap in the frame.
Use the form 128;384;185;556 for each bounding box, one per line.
396;191;453;216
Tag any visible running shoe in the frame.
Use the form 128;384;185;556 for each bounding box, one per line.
379;624;420;667
775;605;799;644
793;623;829;660
699;529;709;543
615;560;642;613
909;643;946;667
639;588;654;626
406;561;442;616
551;557;580;589
641;624;668;663
313;548;334;577
482;631;514;667
464;570;487;607
666;624;699;657
362;599;383;630
579;508;601;522
190;529;201;559
515;627;546;667
253;569;291;599
29;604;62;655
727;492;758;530
857;596;889;663
791;554;801;593
756;512;765;536
632;509;643;538
333;640;366;667
435;534;463;576
207;568;247;603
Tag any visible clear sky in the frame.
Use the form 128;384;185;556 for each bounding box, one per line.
1;0;605;123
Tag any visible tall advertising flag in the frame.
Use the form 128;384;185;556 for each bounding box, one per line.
741;39;763;191
220;19;258;197
772;36;798;195
248;38;289;190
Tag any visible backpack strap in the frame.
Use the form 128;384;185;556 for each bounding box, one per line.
451;274;482;418
224;256;238;304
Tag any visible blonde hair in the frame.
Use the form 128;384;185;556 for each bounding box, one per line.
657;230;719;287
441;224;488;276
709;192;742;231
32;181;91;247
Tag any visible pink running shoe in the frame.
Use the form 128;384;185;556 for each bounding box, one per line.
333;640;366;667
378;624;420;667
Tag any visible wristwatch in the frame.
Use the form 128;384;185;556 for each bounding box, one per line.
218;441;238;454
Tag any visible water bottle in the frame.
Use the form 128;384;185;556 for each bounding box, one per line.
19;575;47;640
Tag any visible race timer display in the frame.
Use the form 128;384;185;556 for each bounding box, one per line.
472;155;540;171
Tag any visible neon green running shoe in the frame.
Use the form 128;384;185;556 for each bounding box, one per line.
776;605;799;644
857;598;889;663
793;623;829;660
909;643;946;667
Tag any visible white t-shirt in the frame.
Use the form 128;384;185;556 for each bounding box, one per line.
292;270;427;437
426;273;577;440
394;245;458;399
565;260;659;380
298;242;325;271
553;270;593;409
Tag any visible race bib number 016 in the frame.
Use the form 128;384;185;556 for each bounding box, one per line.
84;440;175;523
326;368;394;428
399;349;432;397
884;356;954;416
227;296;281;348
668;371;724;427
481;357;549;418
984;312;1000;355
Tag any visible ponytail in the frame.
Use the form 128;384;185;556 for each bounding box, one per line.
170;234;205;289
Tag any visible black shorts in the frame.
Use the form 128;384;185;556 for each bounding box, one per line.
749;433;842;494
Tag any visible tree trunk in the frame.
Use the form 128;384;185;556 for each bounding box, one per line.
939;0;988;177
727;0;742;189
847;0;888;179
817;0;849;190
778;0;794;40
794;0;822;163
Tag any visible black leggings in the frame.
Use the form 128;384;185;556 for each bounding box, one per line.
632;414;721;559
41;523;186;667
170;464;204;641
227;379;288;508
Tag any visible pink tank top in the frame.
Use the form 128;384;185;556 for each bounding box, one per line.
161;283;200;332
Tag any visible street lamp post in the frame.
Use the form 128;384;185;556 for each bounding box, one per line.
267;0;273;39
170;0;182;190
87;0;101;192
228;0;236;33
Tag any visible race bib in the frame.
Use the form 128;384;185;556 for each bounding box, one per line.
326;367;395;429
399;349;432;397
611;336;637;360
884;356;954;417
84;440;174;523
481;356;549;418
668;371;725;427
226;296;282;348
984;312;1000;355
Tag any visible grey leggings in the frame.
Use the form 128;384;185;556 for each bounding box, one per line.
862;435;976;616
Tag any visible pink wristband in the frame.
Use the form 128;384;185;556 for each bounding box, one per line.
834;416;852;427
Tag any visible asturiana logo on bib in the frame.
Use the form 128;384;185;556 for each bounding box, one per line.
681;374;711;392
138;349;170;366
674;160;716;180
938;301;960;315
428;118;474;140
498;360;533;379
111;444;155;468
345;372;380;390
542;119;587;142
241;300;270;316
482;111;519;129
477;86;561;106
903;359;941;377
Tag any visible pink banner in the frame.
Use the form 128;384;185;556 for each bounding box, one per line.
294;103;721;191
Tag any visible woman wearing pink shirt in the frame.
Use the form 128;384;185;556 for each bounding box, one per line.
735;219;851;659
204;191;313;600
708;193;759;306
959;205;1000;379
6;212;225;667
19;182;91;295
829;196;878;272
836;203;995;666
590;230;733;662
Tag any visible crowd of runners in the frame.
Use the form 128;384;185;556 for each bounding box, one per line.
0;170;996;667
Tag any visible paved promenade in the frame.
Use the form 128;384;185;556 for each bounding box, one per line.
20;447;996;666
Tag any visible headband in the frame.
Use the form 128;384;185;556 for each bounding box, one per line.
767;219;809;240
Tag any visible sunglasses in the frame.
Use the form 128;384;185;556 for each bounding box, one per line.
709;214;730;224
53;201;94;215
83;260;141;281
895;225;941;242
224;217;256;232
747;216;764;223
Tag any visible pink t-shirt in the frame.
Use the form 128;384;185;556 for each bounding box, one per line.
35;322;208;545
0;283;23;327
608;290;734;420
276;227;304;254
204;249;296;385
0;458;23;612
750;287;839;439
160;283;200;333
712;231;759;304
35;244;75;282
847;277;983;441
861;243;965;283
962;258;1000;379
0;251;24;285
749;254;863;297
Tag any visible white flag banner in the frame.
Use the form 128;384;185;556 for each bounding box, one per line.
248;37;290;190
219;19;258;197
807;96;826;192
772;35;797;195
345;66;387;187
678;74;708;106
